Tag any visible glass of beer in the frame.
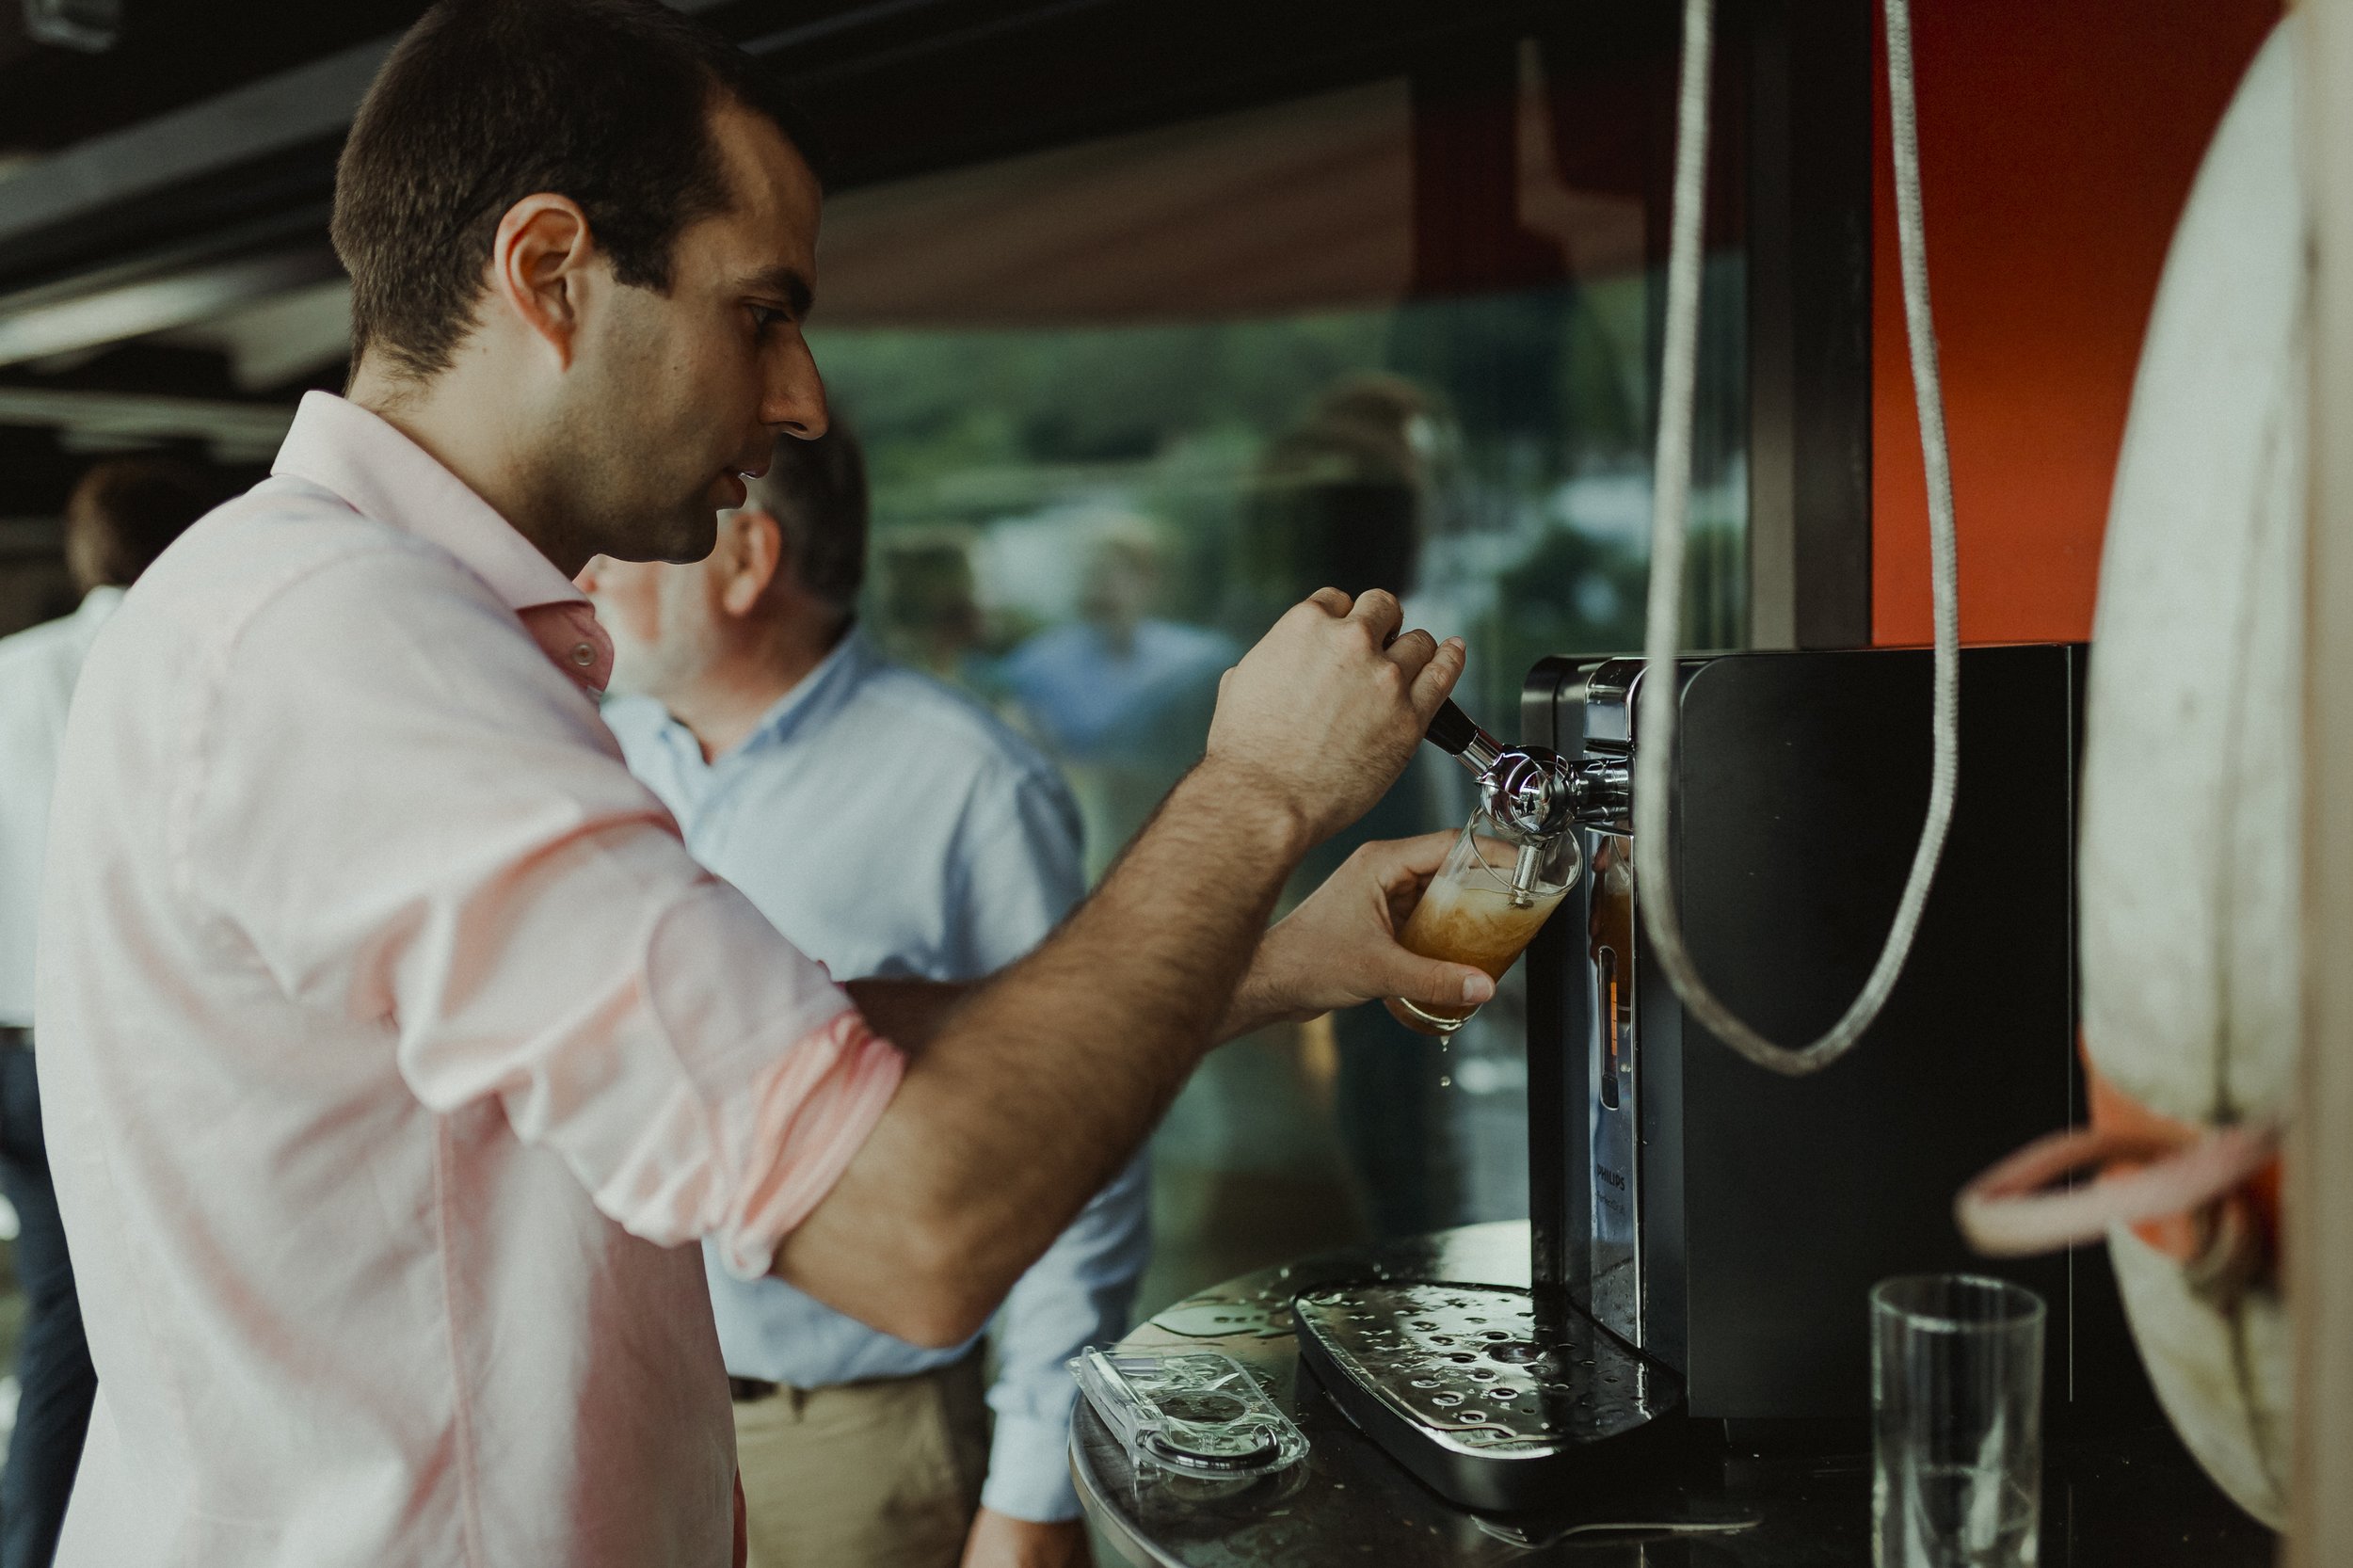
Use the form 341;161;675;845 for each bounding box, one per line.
1385;809;1582;1036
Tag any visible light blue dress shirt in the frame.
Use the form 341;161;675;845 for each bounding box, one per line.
605;631;1149;1523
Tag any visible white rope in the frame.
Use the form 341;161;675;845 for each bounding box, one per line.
1631;0;1961;1077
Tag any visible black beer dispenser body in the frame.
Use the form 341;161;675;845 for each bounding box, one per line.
1522;645;2137;1429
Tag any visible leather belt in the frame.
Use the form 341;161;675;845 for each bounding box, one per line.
0;1026;28;1049
728;1343;983;1405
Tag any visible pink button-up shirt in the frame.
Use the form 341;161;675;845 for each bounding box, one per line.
36;392;904;1567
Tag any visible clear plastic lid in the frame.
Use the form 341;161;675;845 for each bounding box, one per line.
1071;1348;1307;1480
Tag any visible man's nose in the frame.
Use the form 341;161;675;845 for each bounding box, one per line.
765;343;828;441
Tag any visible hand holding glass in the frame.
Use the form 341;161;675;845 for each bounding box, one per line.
1384;808;1579;1035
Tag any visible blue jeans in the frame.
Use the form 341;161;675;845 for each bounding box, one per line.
0;1041;93;1568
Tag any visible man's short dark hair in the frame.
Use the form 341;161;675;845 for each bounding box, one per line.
331;0;824;381
749;426;868;620
65;455;218;591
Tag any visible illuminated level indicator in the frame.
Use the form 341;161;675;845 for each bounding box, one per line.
1598;947;1621;1110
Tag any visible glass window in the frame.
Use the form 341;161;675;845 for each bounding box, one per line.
808;39;1746;1314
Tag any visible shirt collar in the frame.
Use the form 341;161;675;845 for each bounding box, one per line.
270;392;588;616
730;629;871;760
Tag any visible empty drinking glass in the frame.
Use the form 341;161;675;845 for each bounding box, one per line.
1871;1274;2044;1567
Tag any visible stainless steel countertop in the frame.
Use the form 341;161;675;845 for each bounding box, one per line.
1073;1221;2275;1567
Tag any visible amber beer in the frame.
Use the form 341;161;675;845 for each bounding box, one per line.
1383;874;1568;1036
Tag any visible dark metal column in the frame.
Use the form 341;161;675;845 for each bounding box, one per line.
1743;0;1873;649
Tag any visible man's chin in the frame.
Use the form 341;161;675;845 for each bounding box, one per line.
577;502;717;568
602;519;718;568
662;507;722;566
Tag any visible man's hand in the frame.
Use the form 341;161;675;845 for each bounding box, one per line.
1205;589;1465;851
959;1508;1091;1568
1224;831;1496;1038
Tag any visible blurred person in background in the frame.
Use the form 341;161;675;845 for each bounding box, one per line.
999;522;1237;881
1000;521;1235;763
1232;374;1433;638
582;427;1143;1568
1243;375;1450;1236
875;535;990;686
0;455;216;1568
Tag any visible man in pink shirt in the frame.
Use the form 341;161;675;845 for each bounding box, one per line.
33;3;1492;1565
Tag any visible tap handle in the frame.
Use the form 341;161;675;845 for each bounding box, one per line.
1425;699;1481;756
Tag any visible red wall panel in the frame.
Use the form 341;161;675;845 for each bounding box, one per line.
1869;0;2281;646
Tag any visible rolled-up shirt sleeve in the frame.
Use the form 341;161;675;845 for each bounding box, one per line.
178;543;901;1273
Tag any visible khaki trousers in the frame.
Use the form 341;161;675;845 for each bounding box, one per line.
733;1352;989;1568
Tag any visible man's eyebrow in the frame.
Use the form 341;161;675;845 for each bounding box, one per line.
743;265;815;319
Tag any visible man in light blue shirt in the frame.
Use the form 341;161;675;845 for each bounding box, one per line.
583;426;1143;1568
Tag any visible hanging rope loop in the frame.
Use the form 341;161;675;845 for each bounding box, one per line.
1632;0;1961;1077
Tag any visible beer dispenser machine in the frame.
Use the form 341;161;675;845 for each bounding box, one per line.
1293;643;2134;1513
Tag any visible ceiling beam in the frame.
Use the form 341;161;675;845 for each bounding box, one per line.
0;385;295;462
0;37;389;257
0;247;342;366
0;0;739;290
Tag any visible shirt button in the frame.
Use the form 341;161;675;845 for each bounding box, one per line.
569;642;597;668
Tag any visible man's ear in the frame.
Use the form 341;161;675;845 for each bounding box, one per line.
720;509;787;618
488;194;597;369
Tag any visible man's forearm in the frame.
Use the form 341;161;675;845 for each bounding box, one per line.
774;587;1467;1345
844;903;1329;1058
774;758;1307;1343
1218;947;1316;1043
850;912;1303;1055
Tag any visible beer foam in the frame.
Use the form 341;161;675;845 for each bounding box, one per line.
1401;877;1567;984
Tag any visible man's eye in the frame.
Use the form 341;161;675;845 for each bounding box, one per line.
751;306;788;333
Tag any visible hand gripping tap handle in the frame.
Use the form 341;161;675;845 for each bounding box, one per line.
1380;620;1500;770
1425;700;1505;775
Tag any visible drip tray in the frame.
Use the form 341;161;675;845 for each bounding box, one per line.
1292;1281;1686;1513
